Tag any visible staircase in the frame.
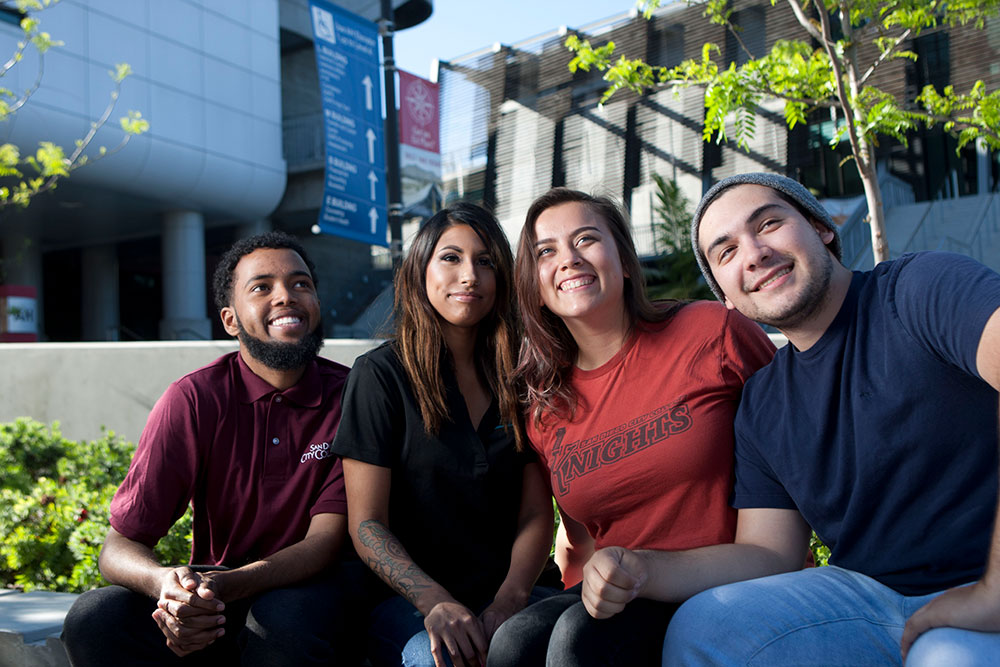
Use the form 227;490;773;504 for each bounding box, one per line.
840;175;1000;273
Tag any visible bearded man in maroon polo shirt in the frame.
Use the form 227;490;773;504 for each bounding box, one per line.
63;232;364;666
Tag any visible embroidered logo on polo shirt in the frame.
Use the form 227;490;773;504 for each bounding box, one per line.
300;441;334;464
549;403;692;494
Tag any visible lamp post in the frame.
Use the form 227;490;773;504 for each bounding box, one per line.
379;0;404;267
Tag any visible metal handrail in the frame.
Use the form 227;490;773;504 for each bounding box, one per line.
839;170;915;268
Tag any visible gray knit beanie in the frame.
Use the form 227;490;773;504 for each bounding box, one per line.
691;172;842;301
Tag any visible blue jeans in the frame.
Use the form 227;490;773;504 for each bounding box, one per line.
369;588;558;667
662;565;1000;666
367;595;440;667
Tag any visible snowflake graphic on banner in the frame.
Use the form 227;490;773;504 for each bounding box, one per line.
405;79;435;126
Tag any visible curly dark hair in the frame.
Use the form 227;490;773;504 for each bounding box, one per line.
212;231;317;312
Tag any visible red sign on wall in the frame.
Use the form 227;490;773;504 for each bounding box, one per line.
0;284;38;342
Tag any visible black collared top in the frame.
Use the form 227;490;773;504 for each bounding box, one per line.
332;341;531;609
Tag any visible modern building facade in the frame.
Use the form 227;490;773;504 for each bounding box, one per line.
435;0;1000;264
2;0;996;342
0;0;430;342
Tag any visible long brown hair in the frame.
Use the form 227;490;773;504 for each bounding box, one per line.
394;202;523;447
514;188;682;430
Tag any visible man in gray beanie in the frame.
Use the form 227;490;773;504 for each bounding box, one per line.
576;173;1000;666
691;171;843;302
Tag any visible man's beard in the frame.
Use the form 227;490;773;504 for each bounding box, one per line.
235;314;324;371
744;249;833;331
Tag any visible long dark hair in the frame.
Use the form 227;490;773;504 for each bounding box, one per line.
514;188;681;429
394;202;523;446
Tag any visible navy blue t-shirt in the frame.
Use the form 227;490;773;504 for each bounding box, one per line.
733;252;1000;595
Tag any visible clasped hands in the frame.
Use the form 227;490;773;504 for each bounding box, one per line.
151;567;227;657
423;594;524;667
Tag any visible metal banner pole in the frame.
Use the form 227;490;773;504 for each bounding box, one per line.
379;0;404;267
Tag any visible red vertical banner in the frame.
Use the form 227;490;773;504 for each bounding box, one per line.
399;70;441;197
399;70;440;156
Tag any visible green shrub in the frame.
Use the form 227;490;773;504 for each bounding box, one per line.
1;418;66;493
0;418;192;592
811;532;831;567
644;173;715;302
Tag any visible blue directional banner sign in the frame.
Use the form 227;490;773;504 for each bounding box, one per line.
308;0;387;246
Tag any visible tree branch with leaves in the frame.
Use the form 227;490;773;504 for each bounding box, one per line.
567;0;1000;262
0;0;149;210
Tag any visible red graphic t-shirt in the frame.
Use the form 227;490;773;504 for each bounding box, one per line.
528;301;774;554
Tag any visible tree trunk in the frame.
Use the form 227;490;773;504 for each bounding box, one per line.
812;1;891;265
856;153;889;263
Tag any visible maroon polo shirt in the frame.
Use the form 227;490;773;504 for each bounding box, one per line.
110;352;349;567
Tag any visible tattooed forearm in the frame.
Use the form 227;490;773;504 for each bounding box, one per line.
357;519;433;605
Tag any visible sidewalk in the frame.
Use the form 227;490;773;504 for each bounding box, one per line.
0;589;76;667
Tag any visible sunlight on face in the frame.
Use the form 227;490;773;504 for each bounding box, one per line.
532;202;626;326
425;224;497;332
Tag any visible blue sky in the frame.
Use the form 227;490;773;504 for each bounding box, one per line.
394;0;635;79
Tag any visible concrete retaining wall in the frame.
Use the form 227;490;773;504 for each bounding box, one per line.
0;339;382;443
0;334;787;445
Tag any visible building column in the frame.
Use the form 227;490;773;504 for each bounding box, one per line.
237;219;272;239
1;227;43;339
81;244;120;341
159;210;211;340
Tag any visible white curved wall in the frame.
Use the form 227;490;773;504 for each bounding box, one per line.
0;0;286;220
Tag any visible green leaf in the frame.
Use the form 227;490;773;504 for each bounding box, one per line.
111;62;132;83
0;143;21;176
120;110;149;135
33;141;69;177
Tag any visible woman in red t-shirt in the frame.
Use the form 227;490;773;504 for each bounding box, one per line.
487;188;774;667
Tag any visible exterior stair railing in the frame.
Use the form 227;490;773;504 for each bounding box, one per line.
839;167;915;269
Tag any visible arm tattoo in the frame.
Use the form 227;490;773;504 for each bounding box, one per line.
357;519;433;605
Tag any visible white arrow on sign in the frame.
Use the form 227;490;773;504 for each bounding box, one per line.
369;207;379;234
368;170;379;200
366;128;377;163
362;75;374;111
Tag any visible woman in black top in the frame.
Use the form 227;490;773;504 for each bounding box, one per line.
332;203;554;667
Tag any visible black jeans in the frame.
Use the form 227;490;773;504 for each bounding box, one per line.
486;583;679;667
61;561;373;667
